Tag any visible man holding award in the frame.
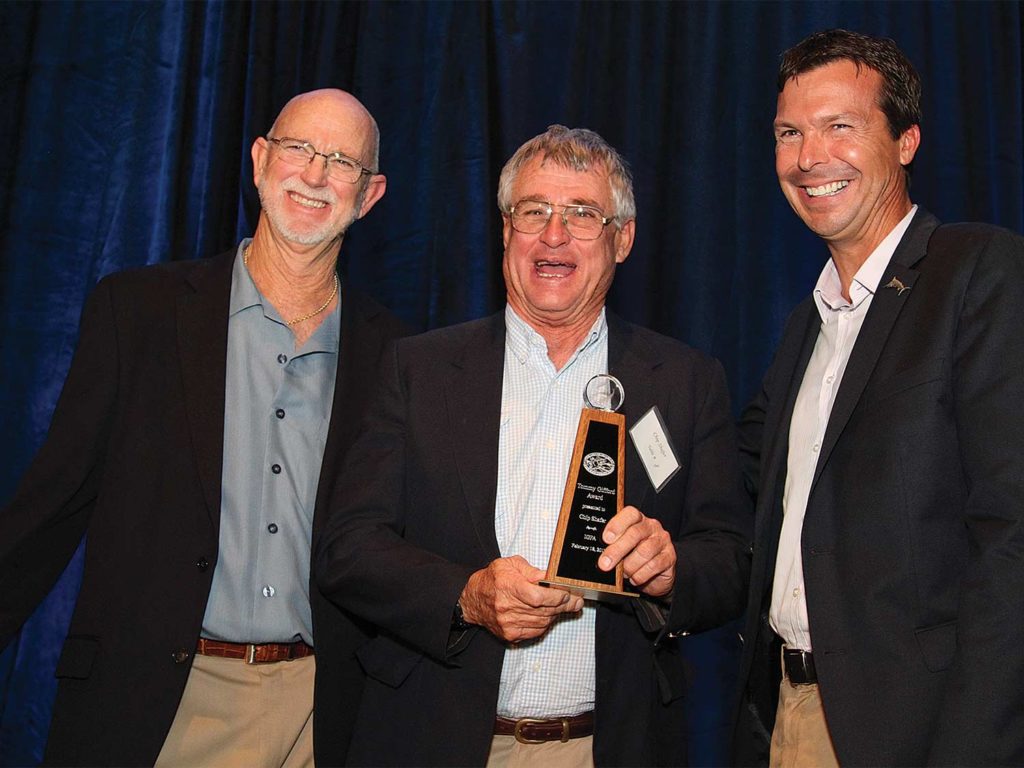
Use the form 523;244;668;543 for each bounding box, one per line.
315;125;752;767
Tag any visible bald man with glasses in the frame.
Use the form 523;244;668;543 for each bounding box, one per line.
0;89;406;768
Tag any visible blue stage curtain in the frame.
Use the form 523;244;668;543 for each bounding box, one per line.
1;1;1021;764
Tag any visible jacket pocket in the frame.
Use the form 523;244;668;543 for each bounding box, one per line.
355;633;424;688
55;635;100;680
865;358;947;406
914;620;957;672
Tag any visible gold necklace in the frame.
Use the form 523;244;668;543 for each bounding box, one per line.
244;245;339;326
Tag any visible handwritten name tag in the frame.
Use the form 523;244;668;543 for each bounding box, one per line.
629;406;681;493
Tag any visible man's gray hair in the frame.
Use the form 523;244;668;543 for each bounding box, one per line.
497;125;636;225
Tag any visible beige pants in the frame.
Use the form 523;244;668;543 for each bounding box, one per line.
769;678;840;768
486;734;594;768
155;652;315;768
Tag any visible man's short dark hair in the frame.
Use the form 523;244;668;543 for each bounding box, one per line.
778;29;921;140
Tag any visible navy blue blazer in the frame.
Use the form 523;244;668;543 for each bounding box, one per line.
735;209;1024;766
316;310;752;767
0;250;407;767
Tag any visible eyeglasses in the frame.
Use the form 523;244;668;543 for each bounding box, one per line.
508;199;613;241
266;137;375;183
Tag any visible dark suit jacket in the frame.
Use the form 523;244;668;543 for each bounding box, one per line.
0;249;407;767
734;209;1024;766
315;310;752;767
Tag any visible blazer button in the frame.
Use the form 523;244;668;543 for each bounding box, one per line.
196;557;209;572
172;649;190;664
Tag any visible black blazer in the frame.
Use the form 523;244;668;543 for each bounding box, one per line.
734;209;1024;766
0;250;407;767
315;310;752;767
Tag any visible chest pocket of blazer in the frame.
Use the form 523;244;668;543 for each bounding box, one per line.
355;633;424;688
864;358;947;407
55;635;100;680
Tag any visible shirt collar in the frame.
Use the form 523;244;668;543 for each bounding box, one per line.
229;238;341;356
504;304;607;367
230;238;262;317
813;204;918;317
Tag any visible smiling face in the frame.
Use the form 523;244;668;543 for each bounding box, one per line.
501;155;634;334
252;90;385;248
774;59;919;260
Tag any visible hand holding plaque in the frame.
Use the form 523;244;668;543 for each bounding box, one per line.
542;374;639;601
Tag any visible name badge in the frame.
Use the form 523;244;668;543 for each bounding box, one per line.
629;406;680;493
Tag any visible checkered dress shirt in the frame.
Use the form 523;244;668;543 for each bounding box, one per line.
494;304;608;718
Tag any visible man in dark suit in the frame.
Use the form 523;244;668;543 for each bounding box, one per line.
315;125;752;767
735;29;1024;766
0;89;406;767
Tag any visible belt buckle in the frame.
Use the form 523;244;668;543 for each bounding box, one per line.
798;652;812;681
246;644;258;664
782;647;814;685
512;717;549;745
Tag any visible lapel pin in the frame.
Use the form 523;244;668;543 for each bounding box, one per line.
884;276;911;296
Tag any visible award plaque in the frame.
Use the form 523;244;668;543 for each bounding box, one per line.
542;375;638;601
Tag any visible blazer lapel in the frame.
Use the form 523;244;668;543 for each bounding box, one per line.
757;302;819;580
177;250;234;528
606;314;659;514
811;209;939;489
444;314;506;560
312;289;384;540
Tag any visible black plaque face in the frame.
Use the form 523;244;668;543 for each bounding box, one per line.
540;409;634;602
544;377;633;601
554;420;619;587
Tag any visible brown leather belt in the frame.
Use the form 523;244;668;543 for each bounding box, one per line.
494;712;594;744
196;638;314;665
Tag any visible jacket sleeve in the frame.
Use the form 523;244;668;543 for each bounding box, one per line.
313;340;477;664
665;359;754;636
737;372;769;506
0;277;119;646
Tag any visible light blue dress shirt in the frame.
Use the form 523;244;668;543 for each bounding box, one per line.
201;241;339;645
495;305;607;718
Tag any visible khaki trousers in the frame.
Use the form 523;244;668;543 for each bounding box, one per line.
769;678;840;768
486;734;594;768
155;652;315;768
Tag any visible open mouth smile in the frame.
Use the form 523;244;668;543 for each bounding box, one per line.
289;191;329;209
535;260;577;278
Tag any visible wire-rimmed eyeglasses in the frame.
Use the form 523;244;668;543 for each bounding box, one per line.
508;199;613;240
266;137;375;183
